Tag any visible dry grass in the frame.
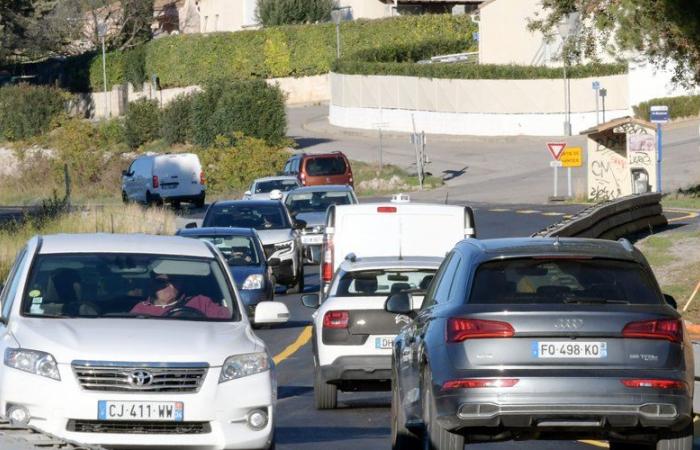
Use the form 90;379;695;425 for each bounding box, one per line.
0;204;177;280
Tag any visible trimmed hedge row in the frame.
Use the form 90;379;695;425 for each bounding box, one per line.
633;95;700;121
332;60;629;80
85;15;476;90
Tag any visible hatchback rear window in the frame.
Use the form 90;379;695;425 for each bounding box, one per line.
468;258;662;305
334;269;436;297
305;157;347;176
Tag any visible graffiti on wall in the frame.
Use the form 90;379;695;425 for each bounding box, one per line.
589;148;627;201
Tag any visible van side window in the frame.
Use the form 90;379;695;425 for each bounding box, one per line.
291;158;300;174
422;252;457;309
1;247;28;320
283;160;292;174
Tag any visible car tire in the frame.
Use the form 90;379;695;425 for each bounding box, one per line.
391;371;421;449
421;370;464;450
656;423;693;450
194;193;205;209
314;365;337;410
172;200;181;209
609;443;653;450
121;190;129;204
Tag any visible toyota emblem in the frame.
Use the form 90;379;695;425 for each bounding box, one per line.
128;370;153;387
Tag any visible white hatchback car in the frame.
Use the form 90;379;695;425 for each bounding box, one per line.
0;233;289;449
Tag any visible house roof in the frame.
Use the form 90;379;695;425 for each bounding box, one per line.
579;116;656;136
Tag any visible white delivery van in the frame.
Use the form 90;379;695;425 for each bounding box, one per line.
122;153;206;208
319;194;476;291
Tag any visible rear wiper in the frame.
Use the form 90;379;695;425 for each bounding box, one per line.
563;297;630;305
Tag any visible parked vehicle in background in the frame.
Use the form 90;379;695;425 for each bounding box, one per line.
388;237;693;450
284;185;359;264
122;153;206;208
196;200;306;293
282;152;354;187
302;256;441;410
244;176;301;200
176;227;276;318
0;233;289;449
321;195;476;292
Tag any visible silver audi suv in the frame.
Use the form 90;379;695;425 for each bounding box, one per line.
387;237;693;450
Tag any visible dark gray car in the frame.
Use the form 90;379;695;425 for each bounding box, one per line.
387;237;693;450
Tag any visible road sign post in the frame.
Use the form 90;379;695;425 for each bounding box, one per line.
592;81;600;124
547;143;567;200
560;147;582;198
650;105;669;193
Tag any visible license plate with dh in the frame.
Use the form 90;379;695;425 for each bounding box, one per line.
98;401;184;421
533;341;607;358
375;336;395;349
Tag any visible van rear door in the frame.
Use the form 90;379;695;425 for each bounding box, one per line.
154;154;202;197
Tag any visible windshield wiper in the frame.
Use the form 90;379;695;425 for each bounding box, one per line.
563;297;630;305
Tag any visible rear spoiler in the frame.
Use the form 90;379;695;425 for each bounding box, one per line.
464;206;476;238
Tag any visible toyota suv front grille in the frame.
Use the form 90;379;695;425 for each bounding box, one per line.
67;420;211;434
71;361;208;393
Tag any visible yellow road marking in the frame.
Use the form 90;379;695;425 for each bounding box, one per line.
563;214;574;219
542;212;566;216
578;440;608;448
517;210;541;214
667;210;700;223
489;208;511;212
273;326;312;365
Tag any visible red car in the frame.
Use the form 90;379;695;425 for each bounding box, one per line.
282;152;354;187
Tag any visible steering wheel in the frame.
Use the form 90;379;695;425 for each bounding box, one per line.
164;306;207;318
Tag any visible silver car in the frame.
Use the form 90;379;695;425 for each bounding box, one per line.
243;176;300;200
388;237;693;450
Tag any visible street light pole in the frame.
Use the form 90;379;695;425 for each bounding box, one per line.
331;7;351;60
98;24;109;118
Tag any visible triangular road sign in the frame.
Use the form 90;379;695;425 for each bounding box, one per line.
547;142;567;160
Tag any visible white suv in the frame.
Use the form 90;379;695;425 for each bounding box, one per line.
301;256;441;409
0;233;289;449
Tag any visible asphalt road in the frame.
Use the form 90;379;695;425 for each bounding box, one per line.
250;205;700;450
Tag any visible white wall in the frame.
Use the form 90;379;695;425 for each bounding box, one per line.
628;60;700;109
197;0;248;33
337;0;391;19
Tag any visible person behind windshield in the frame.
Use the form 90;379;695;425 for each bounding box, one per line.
131;273;230;319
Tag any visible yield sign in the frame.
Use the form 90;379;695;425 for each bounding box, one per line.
547;142;567;161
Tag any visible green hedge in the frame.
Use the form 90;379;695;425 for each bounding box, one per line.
0;85;68;141
124;99;161;149
84;15;475;90
633;95;700;121
332;60;628;79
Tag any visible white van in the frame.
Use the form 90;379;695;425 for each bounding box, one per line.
320;194;476;291
122;153;206;207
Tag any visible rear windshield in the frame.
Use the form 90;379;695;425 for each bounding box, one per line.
203;204;290;230
255;179;299;193
305;157;347;176
334;269;436;297
468;258;662;305
285;190;354;214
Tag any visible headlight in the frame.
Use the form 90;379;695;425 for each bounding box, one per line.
273;240;293;252
4;349;60;380
242;274;264;290
219;353;269;383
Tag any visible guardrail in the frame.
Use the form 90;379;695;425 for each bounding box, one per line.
532;193;667;240
0;419;104;450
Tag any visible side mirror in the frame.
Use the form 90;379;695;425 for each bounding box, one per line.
293;219;307;230
268;258;281;267
244;191;251;197
385;292;413;315
185;222;197;229
664;294;678;309
122;170;130;177
254;301;290;325
301;293;320;309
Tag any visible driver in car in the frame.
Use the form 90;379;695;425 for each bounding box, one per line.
130;274;230;319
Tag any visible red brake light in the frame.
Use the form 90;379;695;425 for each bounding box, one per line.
199;171;206;185
622;319;683;343
447;318;514;342
300;172;306;185
377;206;397;213
621;379;687;390
442;378;519;391
323;311;349;329
321;236;334;283
152;175;159;188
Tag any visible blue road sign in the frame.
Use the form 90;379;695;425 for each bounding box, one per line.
650;105;669;124
592;81;600;90
473;32;479;42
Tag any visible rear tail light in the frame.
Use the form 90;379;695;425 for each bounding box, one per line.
377;206;397;213
321;236;334;283
199;171;206;185
152;175;159;188
447;318;514;342
622;319;683;343
323;311;349;329
300;173;306;185
621;379;687;390
442;378;519;391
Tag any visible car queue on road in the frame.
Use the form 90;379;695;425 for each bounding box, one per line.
0;150;694;450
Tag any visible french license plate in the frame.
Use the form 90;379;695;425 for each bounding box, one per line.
533;341;607;359
160;183;178;190
374;336;395;349
301;235;323;245
98;401;184;421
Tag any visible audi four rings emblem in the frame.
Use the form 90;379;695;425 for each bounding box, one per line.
128;370;154;387
554;318;584;329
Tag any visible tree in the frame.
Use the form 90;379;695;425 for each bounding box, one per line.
529;0;700;86
256;0;334;27
0;0;58;64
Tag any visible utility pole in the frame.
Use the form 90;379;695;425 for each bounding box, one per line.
98;23;109;118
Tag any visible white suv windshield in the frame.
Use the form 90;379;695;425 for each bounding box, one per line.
21;254;240;321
